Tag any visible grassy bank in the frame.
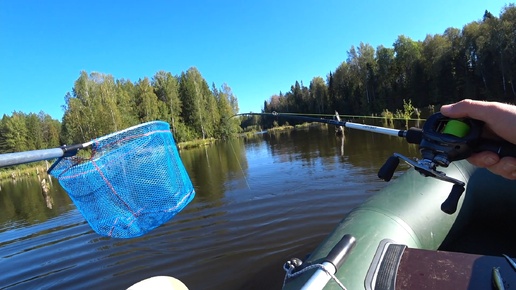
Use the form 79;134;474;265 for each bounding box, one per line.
267;125;294;132
0;162;51;182
240;122;323;136
177;137;216;150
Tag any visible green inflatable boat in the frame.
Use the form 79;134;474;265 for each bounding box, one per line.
282;161;516;290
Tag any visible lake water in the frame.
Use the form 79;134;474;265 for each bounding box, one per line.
0;122;419;289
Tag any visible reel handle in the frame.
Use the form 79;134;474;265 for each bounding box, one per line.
441;184;465;214
378;156;400;182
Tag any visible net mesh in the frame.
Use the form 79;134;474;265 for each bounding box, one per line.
49;121;195;238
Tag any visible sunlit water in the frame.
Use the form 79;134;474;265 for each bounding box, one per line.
0;123;419;289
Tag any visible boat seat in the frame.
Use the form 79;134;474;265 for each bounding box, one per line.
367;240;516;290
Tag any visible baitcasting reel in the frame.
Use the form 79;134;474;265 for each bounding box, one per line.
378;112;516;214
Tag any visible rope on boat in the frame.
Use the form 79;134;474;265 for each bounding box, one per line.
283;262;348;290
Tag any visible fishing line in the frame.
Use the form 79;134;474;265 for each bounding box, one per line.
204;146;211;168
229;140;251;190
237;112;425;121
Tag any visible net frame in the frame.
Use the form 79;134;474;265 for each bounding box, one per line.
49;121;195;238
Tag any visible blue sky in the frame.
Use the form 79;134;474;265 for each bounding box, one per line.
0;0;511;121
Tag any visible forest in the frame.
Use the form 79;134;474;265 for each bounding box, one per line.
0;67;241;155
1;5;516;155
251;6;516;128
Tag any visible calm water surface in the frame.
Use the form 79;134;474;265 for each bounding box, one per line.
0;122;419;289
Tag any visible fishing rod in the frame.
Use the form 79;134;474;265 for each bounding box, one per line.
240;112;516;214
240;112;418;138
248;111;424;121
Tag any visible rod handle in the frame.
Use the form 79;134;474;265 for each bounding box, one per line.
476;140;516;158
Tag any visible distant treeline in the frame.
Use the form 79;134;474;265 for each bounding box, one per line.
0;67;241;156
248;6;516;129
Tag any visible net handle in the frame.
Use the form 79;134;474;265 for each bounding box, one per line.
0;143;87;168
0;121;167;168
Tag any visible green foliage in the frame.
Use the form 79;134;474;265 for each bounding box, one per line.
263;5;516;127
240;115;261;132
135;77;162;122
178;68;209;139
402;99;416;119
381;109;394;125
61;72;133;144
394;99;418;128
57;67;241;145
0;66;242;154
2;112;29;152
152;71;182;134
309;77;329;113
213;83;241;139
0;111;61;154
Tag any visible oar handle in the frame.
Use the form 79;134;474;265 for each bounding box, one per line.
300;234;356;290
325;234;357;270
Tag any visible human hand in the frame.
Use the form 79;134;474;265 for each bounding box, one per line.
440;99;516;180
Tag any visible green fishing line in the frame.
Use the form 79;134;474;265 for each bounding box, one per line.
442;119;470;137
